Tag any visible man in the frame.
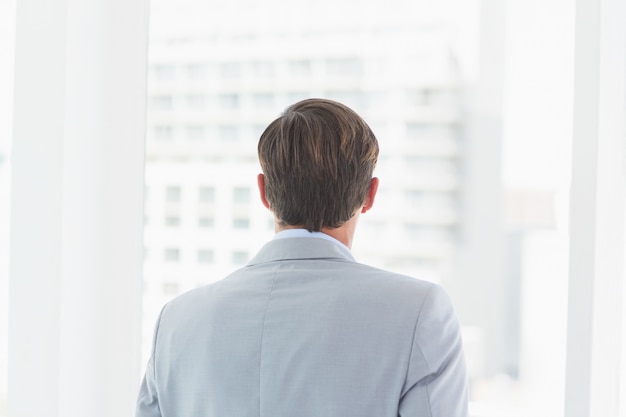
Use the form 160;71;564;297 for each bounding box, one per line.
136;98;469;417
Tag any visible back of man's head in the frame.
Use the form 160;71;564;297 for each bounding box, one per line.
258;98;379;232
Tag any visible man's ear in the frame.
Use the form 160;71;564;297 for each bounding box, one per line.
361;177;379;213
257;173;271;209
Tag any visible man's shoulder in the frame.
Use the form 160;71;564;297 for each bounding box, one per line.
162;269;240;308
349;261;438;290
161;260;444;319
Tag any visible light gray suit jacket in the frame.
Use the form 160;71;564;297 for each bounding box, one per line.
136;236;468;417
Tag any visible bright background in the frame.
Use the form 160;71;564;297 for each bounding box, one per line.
1;0;625;416
139;1;572;416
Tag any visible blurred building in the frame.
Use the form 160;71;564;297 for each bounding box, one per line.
140;1;511;392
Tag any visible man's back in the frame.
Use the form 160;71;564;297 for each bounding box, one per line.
136;237;468;417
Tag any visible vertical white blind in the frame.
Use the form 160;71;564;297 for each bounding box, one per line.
565;0;626;416
9;0;148;415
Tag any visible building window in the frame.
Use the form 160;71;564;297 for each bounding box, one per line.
326;58;363;76
405;190;457;208
420;89;458;107
233;217;250;229
406;123;457;140
153;65;176;80
198;186;216;203
187;95;207;109
153;125;173;140
198;217;215;228
220;62;242;78
218;93;239;109
218;125;239;141
405;157;457;175
233;187;251;204
289;60;312;76
389;257;440;271
405;224;455;243
251;124;267;138
187;63;209;79
406;123;431;138
232;251;249;265
165;186;181;202
252;61;275;78
253;93;274;109
150;95;173;110
324;91;367;111
165;216;180;227
164;248;180;261
197;249;215;264
287;92;310;104
406;89;430;106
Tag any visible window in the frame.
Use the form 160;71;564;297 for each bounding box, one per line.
324;91;367;110
405;190;457;209
218;125;239;141
287;92;310;104
405;224;456;243
252;124;267;138
406;89;458;107
187;63;209;79
187;95;207;109
218;93;239;109
165;186;181;202
198;186;215;203
165;216;180;227
153;65;176;80
406;123;457;140
405;157;457;175
232;251;249;265
252;61;275;78
325;58;363;76
164;248;180;262
153;125;173;140
197;249;214;264
220;62;242;78
289;60;311;76
6;0;626;415
426;89;458;107
198;217;215;228
406;89;429;106
150;95;173;110
252;93;274;109
138;1;617;416
233;217;250;229
233;187;250;204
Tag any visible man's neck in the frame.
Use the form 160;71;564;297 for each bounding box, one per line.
275;215;359;249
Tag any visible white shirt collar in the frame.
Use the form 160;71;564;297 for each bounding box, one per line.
273;229;350;254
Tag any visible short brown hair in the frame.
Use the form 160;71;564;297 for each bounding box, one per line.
258;98;379;232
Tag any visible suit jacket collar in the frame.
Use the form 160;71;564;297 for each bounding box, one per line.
246;237;356;266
